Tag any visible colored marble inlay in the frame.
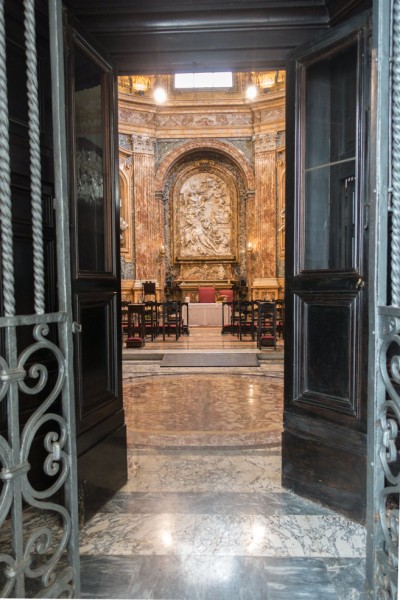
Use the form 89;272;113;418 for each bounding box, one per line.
124;373;283;446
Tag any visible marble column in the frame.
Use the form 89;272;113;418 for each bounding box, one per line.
132;135;163;284
253;133;279;279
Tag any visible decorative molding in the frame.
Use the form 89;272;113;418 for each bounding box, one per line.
277;130;286;149
155;139;255;192
131;135;155;154
253;131;285;153
179;262;232;280
155;111;252;128
119;154;132;171
119;108;155;127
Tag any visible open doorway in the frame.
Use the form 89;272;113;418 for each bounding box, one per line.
118;70;285;309
78;67;366;598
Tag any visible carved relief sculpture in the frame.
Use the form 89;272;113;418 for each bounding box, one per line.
173;169;237;261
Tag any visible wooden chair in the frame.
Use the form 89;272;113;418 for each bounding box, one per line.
126;303;146;347
256;301;277;350
144;300;160;340
236;300;256;341
275;299;285;338
142;280;156;302
121;300;129;339
162;301;182;340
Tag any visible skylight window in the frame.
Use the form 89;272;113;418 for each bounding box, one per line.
174;72;233;89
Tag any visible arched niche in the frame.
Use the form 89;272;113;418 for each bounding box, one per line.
161;149;249;289
155;139;255;195
171;161;238;264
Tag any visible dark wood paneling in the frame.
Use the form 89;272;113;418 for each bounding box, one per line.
74;292;119;428
65;17;127;520
294;291;362;416
282;430;366;522
78;424;127;522
283;12;370;522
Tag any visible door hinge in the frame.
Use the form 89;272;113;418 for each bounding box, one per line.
72;321;82;334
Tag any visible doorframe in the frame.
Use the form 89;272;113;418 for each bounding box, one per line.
366;0;399;598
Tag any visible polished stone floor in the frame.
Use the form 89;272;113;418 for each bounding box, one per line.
80;328;366;599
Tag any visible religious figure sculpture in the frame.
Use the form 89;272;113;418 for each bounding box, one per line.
177;172;232;258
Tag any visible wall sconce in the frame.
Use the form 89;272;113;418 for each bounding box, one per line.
159;244;166;257
246;241;254;254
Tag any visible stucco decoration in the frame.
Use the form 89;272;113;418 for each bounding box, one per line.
119;109;155;127
180;263;230;280
173;167;238;262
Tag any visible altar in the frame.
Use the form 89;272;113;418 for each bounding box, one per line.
185;303;223;327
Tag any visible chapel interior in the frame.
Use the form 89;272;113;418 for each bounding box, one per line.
117;70;286;306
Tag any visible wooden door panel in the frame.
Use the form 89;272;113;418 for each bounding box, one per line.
74;293;119;427
294;291;361;415
282;430;367;518
66;22;127;521
283;13;370;522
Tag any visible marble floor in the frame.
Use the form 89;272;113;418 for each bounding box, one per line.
80;329;366;599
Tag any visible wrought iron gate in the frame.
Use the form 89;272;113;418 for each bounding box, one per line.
0;0;80;596
367;0;400;598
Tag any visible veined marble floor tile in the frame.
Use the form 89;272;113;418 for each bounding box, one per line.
192;513;366;558
122;449;283;493
80;511;365;559
81;555;342;600
93;333;368;599
101;490;331;517
325;558;366;600
80;512;196;557
122;367;283;446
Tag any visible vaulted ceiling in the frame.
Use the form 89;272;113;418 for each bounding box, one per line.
65;0;371;73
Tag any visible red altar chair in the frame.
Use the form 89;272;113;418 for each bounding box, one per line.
218;289;233;302
198;287;216;303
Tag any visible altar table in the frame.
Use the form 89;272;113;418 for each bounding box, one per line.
185;303;222;327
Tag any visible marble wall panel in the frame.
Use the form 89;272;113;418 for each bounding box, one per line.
133;150;163;282
254;148;277;279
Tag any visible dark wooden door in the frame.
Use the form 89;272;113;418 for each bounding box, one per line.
283;12;371;521
66;22;127;521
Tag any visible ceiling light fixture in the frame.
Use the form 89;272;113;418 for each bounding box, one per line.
154;87;167;103
245;84;257;100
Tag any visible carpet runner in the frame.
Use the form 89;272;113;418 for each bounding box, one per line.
160;352;259;367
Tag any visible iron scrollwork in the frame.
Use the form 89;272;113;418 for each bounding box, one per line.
377;315;400;599
0;323;75;597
